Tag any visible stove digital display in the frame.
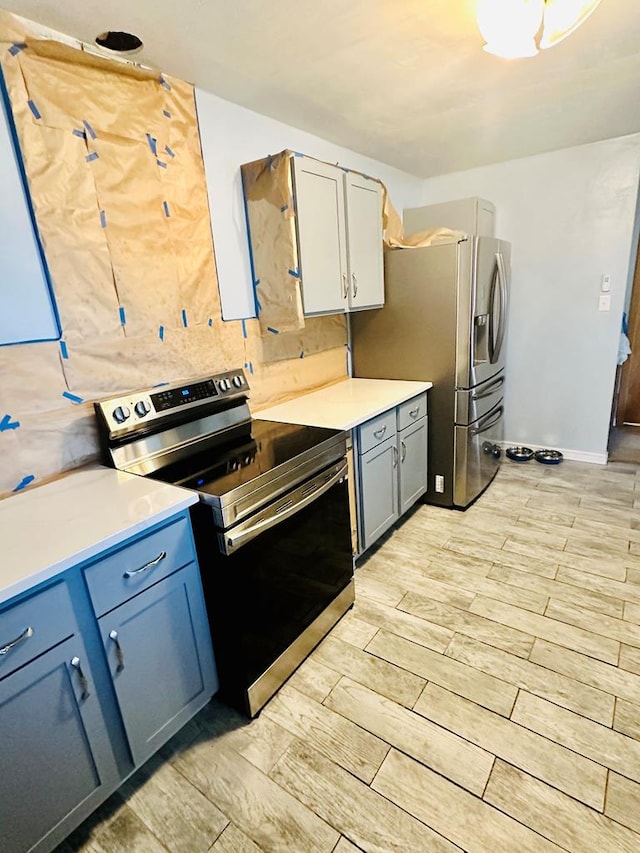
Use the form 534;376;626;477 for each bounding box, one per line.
151;379;217;412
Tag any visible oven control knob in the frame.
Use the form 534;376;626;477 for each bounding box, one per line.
219;378;230;392
232;375;243;388
112;405;130;424
134;400;151;418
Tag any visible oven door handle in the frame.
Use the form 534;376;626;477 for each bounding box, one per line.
220;460;348;555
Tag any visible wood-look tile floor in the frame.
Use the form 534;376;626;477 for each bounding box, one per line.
58;460;640;853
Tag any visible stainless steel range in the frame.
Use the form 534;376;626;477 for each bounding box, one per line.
95;369;355;716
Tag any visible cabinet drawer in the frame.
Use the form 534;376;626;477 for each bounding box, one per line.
0;581;76;680
84;515;195;617
398;393;427;431
358;410;397;455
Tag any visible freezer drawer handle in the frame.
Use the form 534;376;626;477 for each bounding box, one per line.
123;550;167;579
472;375;504;401
470;406;504;437
222;461;348;555
0;625;34;656
373;425;387;440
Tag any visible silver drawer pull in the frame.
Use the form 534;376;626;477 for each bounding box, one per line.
0;625;34;656
70;656;90;700
373;425;387;439
409;407;420;418
123;550;167;579
109;630;125;672
342;273;349;299
401;440;407;462
352;272;358;297
393;445;399;467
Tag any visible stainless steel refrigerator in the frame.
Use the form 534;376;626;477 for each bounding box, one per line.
351;236;510;509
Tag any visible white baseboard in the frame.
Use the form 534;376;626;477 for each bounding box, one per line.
500;441;608;466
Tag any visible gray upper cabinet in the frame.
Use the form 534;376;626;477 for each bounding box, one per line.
0;88;59;344
293;156;384;316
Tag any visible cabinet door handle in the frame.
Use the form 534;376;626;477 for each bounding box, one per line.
109;630;125;672
373;425;387;440
0;625;34;656
70;656;90;700
401;440;407;462
123;550;166;579
393;445;399;467
352;272;358;297
409;407;420;418
342;273;349;299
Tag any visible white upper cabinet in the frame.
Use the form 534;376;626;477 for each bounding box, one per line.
344;171;384;311
0;92;59;344
292;156;349;315
293;156;384;316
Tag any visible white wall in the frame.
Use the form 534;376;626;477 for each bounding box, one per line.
418;135;640;460
195;88;424;320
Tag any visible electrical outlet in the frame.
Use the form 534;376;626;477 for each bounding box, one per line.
598;293;611;312
435;475;445;493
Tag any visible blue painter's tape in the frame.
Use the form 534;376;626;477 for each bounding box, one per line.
27;99;41;120
156;159;167;169
165;145;175;158
60;341;69;359
254;278;261;287
153;382;169;387
182;309;188;328
146;133;157;155
300;351;304;359
241;319;247;339
267;326;279;335
119;306;126;325
162;109;171;118
294;151;304;157
255;297;262;312
288;268;300;279
62;391;84;404
244;362;249;369
8;43;26;56
159;325;165;340
82;119;96;139
0;414;20;431
13;475;35;492
208;318;213;327
99;209;107;228
249;362;254;375
280;204;288;213
160;76;172;91
85;151;99;163
72;128;86;138
163;201;170;217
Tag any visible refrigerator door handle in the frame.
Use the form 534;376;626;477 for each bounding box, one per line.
470;405;504;436
490;252;508;364
472;375;505;401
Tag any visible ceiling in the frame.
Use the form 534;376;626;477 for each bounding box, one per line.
3;0;640;177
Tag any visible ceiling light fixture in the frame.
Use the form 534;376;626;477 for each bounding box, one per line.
476;0;603;59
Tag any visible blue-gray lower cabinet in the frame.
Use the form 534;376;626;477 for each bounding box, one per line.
1;634;119;853
99;561;215;768
0;508;217;853
356;393;428;554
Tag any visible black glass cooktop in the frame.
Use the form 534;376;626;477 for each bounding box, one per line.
153;419;344;499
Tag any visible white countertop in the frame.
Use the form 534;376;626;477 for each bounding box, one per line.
254;378;432;431
0;467;198;605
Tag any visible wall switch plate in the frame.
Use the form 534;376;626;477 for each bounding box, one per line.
601;274;612;292
435;474;445;493
598;293;611;312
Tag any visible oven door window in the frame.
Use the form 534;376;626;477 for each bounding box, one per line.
195;464;353;698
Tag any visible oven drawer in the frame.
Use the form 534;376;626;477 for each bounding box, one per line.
397;393;427;430
0;581;76;680
358;410;397;455
84;515;195;617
